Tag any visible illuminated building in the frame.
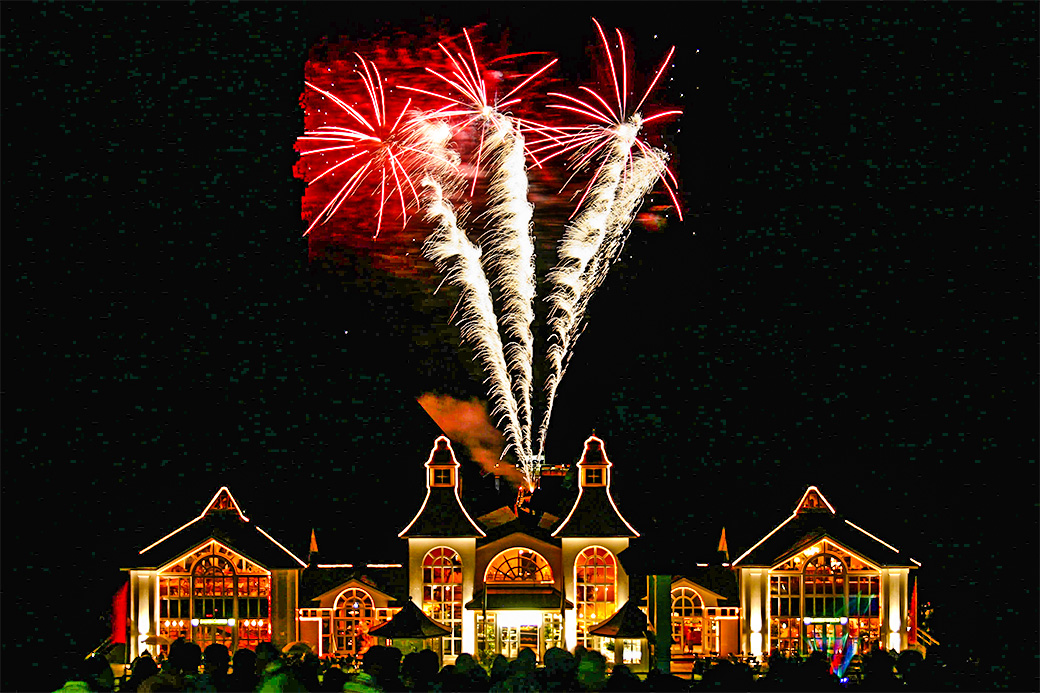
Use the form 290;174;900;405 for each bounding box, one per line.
732;486;921;660
124;487;307;662
123;440;924;668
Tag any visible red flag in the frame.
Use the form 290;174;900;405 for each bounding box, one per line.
908;578;918;646
718;527;729;561
111;580;129;645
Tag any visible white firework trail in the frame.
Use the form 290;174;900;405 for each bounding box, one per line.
479;114;537;486
538;128;669;456
420;176;527;474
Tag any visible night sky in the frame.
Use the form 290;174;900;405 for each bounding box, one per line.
3;3;1036;690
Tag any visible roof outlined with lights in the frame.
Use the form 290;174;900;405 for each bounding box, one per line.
132;486;307;570
731;485;917;569
551;435;639;538
399;436;486;538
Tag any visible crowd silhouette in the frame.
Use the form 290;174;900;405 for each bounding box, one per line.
53;638;1032;692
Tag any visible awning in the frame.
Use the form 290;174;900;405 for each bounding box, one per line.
465;587;574;611
587;600;650;639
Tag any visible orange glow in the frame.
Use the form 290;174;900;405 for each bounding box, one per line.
399;436;486;537
551;435;639;537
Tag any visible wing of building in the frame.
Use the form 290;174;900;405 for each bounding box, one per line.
122;442;924;672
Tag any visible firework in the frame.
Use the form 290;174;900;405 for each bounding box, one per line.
403;30;556;486
534;21;681;454
420;176;525;467
295;22;683;490
296;55;456;238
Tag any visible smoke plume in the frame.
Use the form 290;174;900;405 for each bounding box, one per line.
417;393;525;487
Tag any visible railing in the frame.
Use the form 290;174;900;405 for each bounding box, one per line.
918;628;940;647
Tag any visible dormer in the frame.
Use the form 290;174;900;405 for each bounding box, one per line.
399;436;485;538
428;438;458;488
579;439;608;488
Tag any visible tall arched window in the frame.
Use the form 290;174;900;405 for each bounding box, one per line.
575;547;616;649
485;548;553;583
191;555;236;650
423;548;463;657
670;587;704;654
803;554;846;618
333;588;375;657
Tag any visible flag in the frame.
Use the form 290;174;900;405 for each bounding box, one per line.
111;580;128;645
718;527;729;561
908;577;919;645
309;528;319;554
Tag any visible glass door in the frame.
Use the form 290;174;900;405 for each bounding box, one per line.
500;626;519;659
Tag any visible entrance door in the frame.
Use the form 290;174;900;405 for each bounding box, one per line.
498;623;541;660
195;623;234;651
804;622;844;657
500;626;519;659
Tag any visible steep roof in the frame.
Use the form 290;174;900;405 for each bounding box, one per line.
399;437;486;538
131;487;307;570
731;486;918;569
551;436;639;538
369;600;451;639
588;600;650;639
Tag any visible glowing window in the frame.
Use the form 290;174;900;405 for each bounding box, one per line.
671;587;704;654
584;468;604;486
485;548;553;584
432;468;453;487
575;547;616;649
422;548;463;657
332;588;376;658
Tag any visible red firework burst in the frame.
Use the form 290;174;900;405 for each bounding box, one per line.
528;18;683;220
296;55;456;238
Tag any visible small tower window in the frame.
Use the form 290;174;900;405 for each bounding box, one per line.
583;468;604;486
432;468;454;487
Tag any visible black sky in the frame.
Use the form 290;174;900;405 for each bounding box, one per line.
3;3;1037;690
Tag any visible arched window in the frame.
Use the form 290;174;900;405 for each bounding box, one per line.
485;548;553;584
670;587;704;653
423;548;463;657
575;547;616;649
803;554;846;618
333;588;375;657
191;555;236;650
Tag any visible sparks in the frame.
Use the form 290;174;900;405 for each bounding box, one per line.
296;55;455;238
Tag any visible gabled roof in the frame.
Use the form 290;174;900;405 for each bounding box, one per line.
132;487;307;570
552;436;639;538
731;485;917;569
399;437;486;538
308;575;401;605
301;564;408;604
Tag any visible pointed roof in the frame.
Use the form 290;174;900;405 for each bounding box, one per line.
587;600;650;639
132;487;307;570
552;436;638;538
399;437;486;538
731;485;917;569
368;600;451;639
